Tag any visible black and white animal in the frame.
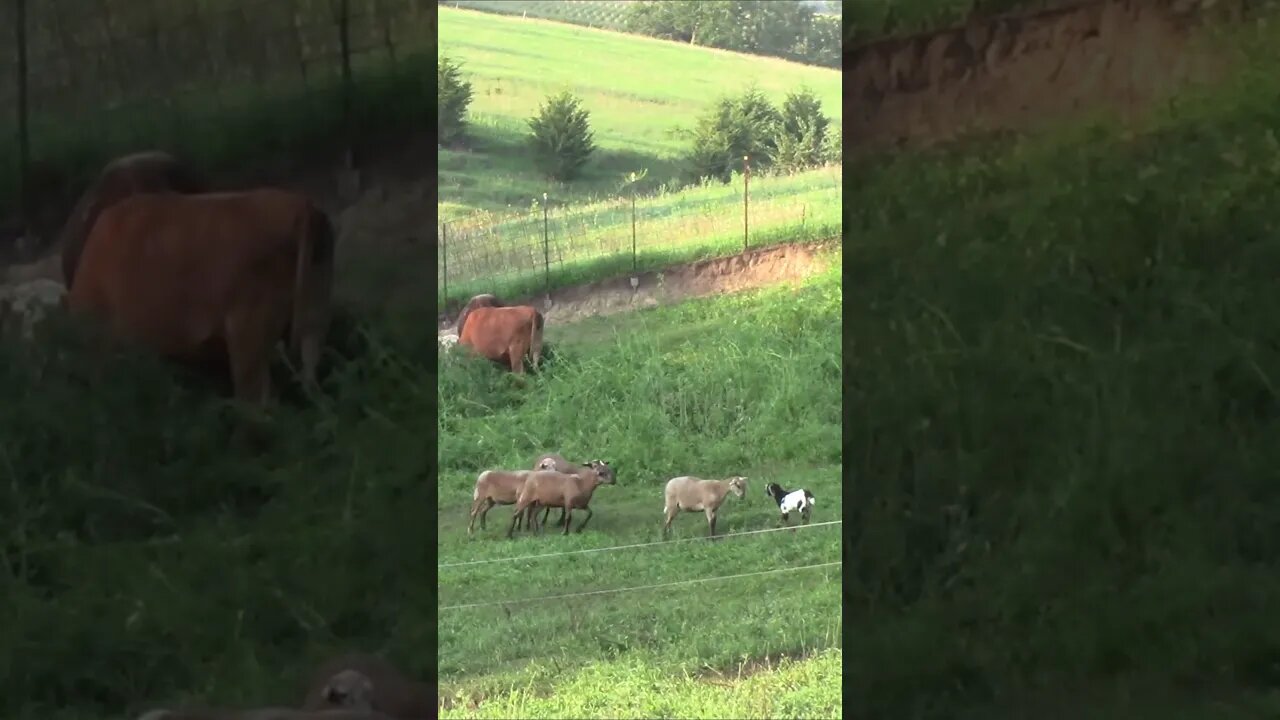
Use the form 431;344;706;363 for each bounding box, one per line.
764;482;815;525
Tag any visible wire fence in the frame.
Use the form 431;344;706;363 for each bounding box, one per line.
0;0;434;244
437;161;844;313
438;561;842;611
439;519;844;569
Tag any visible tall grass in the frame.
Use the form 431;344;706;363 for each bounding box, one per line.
440;165;842;307
0;307;434;720
437;255;842;714
842;16;1280;716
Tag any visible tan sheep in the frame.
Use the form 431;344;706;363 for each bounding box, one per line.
530;453;616;528
468;468;563;537
300;652;431;719
662;476;748;539
508;463;616;537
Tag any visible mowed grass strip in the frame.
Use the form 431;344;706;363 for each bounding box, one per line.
439;164;842;306
439;647;843;719
437;254;842;694
438;5;841;215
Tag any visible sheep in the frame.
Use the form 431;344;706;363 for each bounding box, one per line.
530;453;615;528
135;709;392;720
662;476;748;539
300;652;432;719
764;482;816;525
508;463;616;537
467;469;543;537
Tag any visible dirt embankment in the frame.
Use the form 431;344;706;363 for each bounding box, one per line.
439;240;835;333
845;0;1245;148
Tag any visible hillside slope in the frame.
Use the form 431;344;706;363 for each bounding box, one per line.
438;6;840;217
843;13;1280;716
846;0;1245;148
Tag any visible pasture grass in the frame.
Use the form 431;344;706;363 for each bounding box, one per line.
0;306;434;720
439;647;843;719
437;252;842;715
841;15;1280;717
440;164;842;308
437;5;841;217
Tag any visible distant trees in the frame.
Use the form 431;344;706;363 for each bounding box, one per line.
527;91;597;182
624;0;840;68
438;55;473;146
685;85;834;183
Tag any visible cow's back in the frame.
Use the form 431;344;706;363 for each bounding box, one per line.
60;151;207;289
68;189;316;355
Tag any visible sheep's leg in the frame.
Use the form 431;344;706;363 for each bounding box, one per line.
508;500;530;539
540;505;553;527
662;507;678;539
526;502;540;533
575;506;593;533
475;498;496;533
706;508;717;539
561;507;573;535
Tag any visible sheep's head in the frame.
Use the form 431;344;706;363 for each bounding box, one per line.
321;669;375;710
764;482;784;500
536;457;557;471
588;459;616;484
727;476;748;497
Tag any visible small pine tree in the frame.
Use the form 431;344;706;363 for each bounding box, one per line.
773;88;829;173
685;86;782;184
438;55;473;146
821;125;842;165
527;91;597;182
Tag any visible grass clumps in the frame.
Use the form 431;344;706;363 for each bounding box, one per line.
842;20;1280;717
0;310;434;720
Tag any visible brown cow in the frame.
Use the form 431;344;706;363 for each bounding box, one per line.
58;150;208;289
452;292;502;338
457;304;544;374
300;653;431;719
67;189;335;405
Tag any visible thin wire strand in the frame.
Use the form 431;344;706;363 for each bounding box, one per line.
439;519;843;569
439;561;842;611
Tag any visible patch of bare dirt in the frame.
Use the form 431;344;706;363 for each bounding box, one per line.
846;0;1247;148
438;240;836;334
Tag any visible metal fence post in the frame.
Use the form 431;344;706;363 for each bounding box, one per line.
542;192;550;298
631;192;637;274
743;155;750;253
441;222;448;308
15;0;29;229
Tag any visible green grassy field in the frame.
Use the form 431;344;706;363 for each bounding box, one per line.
440;164;841;308
437;5;841;219
437;252;843;717
841;15;1280;717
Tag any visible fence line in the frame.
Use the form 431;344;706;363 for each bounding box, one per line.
436;163;844;311
438;560;843;611
2;0;434;232
439;520;844;569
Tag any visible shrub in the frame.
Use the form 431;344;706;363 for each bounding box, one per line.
773;88;830;173
527;91;597;182
686;86;782;183
438;54;474;146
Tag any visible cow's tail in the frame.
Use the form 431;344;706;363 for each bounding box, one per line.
530;310;545;371
291;203;336;374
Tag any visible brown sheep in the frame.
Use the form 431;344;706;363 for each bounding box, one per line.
508;463;617;538
530;453;616;528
